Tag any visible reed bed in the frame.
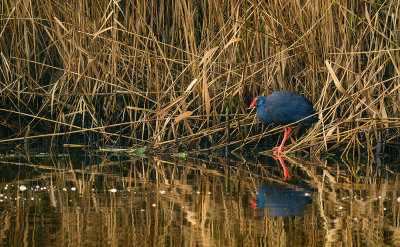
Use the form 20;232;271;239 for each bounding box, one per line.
0;0;399;157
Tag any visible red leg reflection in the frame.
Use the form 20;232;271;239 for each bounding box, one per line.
274;155;291;181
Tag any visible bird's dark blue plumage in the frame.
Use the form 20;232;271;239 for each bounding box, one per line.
251;91;317;126
249;91;317;156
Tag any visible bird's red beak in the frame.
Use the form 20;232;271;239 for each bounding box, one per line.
250;98;258;108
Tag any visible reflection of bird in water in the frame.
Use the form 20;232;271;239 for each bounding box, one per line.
249;183;313;217
250;91;317;156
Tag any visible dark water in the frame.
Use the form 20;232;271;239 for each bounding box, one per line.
0;149;399;246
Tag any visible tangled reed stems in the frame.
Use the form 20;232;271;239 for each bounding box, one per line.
0;1;399;157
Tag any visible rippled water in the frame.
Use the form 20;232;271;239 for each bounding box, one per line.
0;150;399;246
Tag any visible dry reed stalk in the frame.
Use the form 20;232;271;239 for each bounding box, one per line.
0;0;399;157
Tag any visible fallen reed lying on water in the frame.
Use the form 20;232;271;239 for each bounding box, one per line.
0;0;399;158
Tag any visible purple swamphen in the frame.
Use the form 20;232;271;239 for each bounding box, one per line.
250;91;317;156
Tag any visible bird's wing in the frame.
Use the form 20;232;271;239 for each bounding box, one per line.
268;96;315;125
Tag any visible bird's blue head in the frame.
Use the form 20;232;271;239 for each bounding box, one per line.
250;96;266;109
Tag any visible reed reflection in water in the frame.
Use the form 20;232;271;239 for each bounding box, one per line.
0;151;399;246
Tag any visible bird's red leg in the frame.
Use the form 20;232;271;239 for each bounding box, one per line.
273;126;292;156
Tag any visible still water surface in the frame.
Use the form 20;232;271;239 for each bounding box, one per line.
0;150;399;246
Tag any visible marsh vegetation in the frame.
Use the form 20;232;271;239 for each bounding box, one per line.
0;1;399;159
1;2;400;245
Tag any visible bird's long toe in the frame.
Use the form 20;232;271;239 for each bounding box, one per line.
273;148;285;157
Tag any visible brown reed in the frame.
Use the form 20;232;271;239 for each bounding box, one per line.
0;0;399;157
